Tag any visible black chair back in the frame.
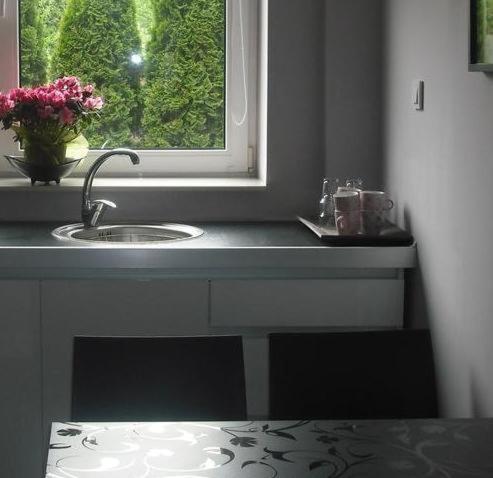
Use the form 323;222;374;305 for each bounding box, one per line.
72;335;247;421
269;330;438;420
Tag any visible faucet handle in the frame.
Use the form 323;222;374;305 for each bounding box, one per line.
88;199;117;227
93;199;117;210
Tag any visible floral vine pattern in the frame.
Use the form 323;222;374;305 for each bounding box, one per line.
46;419;493;478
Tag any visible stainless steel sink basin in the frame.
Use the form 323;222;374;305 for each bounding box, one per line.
52;223;204;244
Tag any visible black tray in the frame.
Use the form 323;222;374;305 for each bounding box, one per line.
298;216;414;247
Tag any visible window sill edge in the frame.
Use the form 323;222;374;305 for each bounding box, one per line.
0;176;268;191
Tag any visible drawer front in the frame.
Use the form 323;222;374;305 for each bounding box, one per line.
210;279;403;328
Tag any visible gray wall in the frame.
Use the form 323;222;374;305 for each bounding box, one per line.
325;0;384;189
0;0;384;222
383;0;493;417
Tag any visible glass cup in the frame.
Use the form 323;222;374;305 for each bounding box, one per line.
319;178;339;227
345;178;363;190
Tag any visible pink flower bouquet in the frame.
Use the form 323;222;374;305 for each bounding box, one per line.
0;77;104;166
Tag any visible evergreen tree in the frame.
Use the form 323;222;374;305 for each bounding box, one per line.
52;0;142;148
142;0;225;148
20;0;48;86
135;0;154;57
38;0;67;74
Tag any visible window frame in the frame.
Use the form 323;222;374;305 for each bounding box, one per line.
0;0;264;181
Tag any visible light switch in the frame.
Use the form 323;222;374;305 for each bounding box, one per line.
412;80;424;111
0;0;5;18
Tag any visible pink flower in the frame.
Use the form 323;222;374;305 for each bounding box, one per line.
8;87;34;103
47;90;67;109
55;76;83;101
0;76;102;132
59;106;75;125
32;89;50;106
83;96;104;111
55;76;80;91
0;93;15;118
82;84;95;97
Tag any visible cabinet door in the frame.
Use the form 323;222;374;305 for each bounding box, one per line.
210;279;404;327
41;280;209;440
0;281;43;478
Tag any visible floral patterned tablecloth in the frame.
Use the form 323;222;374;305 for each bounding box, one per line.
46;419;493;478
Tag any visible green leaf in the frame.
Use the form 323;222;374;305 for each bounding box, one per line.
66;134;89;160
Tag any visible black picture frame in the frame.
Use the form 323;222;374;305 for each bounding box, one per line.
470;0;493;72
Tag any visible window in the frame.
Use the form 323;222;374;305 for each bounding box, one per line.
0;0;265;180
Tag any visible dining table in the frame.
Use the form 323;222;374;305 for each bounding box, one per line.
45;419;493;477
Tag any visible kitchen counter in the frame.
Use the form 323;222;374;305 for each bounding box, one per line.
0;221;416;278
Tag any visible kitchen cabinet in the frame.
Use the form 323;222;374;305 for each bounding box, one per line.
0;275;407;478
0;281;43;478
210;278;403;327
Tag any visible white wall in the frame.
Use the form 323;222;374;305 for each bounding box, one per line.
325;0;384;189
384;0;493;417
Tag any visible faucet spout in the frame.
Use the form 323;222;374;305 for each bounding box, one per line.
82;148;140;227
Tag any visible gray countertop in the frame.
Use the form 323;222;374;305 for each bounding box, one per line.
0;221;416;279
0;221;350;248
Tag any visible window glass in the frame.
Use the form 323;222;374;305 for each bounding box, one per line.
19;0;226;151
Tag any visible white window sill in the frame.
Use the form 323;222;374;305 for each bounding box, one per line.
0;176;268;191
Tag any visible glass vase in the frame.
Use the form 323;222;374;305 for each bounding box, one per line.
4;137;82;185
23;139;68;166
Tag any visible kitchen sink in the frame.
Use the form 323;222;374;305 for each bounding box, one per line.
52;223;204;244
52;150;203;245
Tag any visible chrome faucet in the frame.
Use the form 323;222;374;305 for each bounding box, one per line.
81;148;140;227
